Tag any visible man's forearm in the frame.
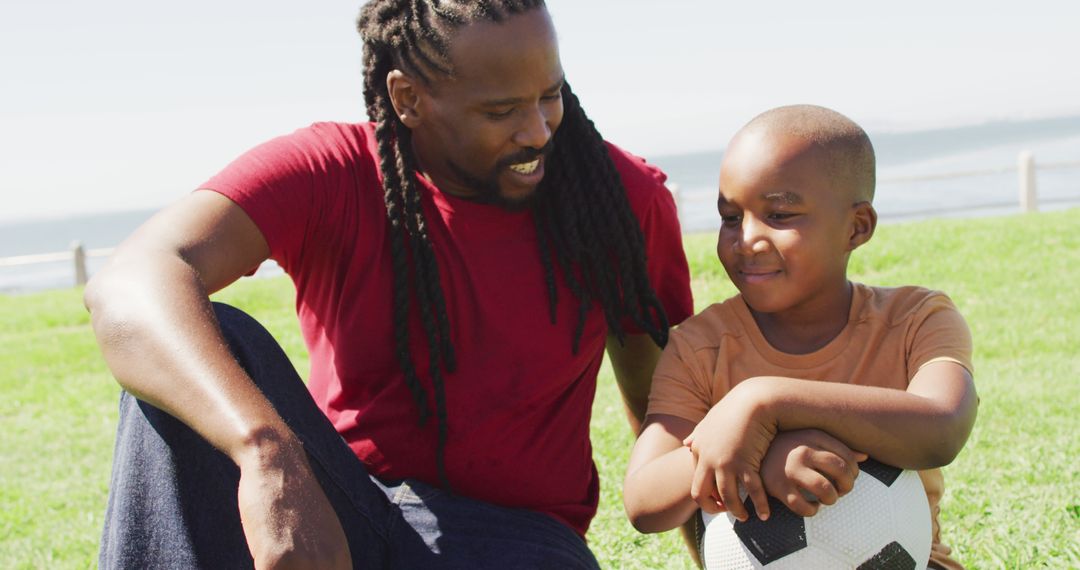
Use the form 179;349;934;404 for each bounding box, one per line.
606;333;665;433
86;252;295;463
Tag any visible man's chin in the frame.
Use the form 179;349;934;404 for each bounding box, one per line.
470;182;541;211
493;188;540;211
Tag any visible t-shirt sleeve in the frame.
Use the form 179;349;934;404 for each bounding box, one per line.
198;123;361;275
637;184;694;330
906;292;974;376
646;325;715;423
606;144;694;333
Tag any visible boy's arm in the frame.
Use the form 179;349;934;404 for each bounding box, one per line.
624;419;866;532
685;361;977;522
623;414;699;533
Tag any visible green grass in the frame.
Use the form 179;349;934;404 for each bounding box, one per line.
2;210;1078;568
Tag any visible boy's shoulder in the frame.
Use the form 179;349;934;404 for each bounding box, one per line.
853;283;963;328
668;295;752;350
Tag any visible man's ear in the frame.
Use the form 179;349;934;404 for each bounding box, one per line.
386;70;423;128
848;201;877;251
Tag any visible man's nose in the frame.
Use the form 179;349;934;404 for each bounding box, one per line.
513;104;552;150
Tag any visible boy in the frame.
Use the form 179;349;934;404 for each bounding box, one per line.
623;105;976;570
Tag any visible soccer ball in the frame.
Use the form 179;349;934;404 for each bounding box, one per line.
700;459;931;569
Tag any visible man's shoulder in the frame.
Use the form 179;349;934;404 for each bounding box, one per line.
287;121;376;157
602;140;671;207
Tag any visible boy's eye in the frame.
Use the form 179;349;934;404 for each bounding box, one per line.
768;212;797;221
720;213;742;226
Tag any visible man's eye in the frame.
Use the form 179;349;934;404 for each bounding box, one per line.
485;108;514;120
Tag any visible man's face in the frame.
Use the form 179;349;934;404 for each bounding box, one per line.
408;8;565;209
715;128;860;319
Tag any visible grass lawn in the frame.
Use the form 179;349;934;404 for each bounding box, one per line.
1;210;1077;568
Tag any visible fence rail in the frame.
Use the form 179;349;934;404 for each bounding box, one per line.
3;152;1079;291
0;242;113;287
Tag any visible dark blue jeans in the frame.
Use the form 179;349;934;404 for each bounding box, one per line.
99;303;600;569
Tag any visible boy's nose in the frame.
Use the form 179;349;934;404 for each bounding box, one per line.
736;218;771;255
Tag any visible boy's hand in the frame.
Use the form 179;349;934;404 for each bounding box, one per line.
683;381;777;522
761;429;867;517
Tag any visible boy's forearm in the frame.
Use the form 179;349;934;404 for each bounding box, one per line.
623;445;699;533
742;369;976;469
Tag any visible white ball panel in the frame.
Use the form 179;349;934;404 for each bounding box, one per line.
807;473;893;560
886;470;933;565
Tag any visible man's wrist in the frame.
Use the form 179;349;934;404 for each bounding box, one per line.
232;423;305;470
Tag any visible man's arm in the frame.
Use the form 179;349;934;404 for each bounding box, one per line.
605;332;664;434
84;190;350;569
684;362;977;522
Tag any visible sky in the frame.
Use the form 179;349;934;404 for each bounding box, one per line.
2;0;1079;222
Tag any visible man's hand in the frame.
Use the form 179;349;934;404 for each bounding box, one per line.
760;429;866;517
682;381;777;522
236;436;352;570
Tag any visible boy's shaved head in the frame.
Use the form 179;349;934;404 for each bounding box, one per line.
739;105;876;203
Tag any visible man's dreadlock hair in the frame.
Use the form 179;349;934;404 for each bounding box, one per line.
357;0;669;490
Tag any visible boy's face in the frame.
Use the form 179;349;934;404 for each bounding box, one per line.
716;128;871;318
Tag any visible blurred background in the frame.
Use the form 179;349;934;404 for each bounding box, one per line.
3;0;1079;291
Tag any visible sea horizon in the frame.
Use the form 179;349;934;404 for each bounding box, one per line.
3;115;1080;293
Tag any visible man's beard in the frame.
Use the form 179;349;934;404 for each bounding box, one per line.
447;137;555;212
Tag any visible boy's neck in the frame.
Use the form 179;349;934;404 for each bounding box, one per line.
747;281;855;355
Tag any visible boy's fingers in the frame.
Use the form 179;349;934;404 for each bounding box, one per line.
717;474;748;522
805;473;840;506
807;449;857;496
806;431;864;465
691;464;720;514
741;472;770;522
782;489;819;517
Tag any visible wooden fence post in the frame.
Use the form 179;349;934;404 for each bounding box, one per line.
1018;151;1037;212
72;241;88;286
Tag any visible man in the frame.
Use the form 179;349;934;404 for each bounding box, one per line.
86;1;692;568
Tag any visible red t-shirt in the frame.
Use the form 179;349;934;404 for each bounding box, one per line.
202;122;692;535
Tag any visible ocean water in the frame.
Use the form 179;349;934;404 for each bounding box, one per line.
649;115;1080;233
3;116;1080;294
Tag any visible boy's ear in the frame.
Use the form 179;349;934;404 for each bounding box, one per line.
847;201;877;251
386;70;423;128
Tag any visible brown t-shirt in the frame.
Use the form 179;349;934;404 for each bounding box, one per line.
649;283;973;570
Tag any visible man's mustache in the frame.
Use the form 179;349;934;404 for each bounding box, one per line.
498;136;555;169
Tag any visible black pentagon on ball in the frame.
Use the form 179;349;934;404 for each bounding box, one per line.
858;458;903;486
855;541;918;570
732;496;807;564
